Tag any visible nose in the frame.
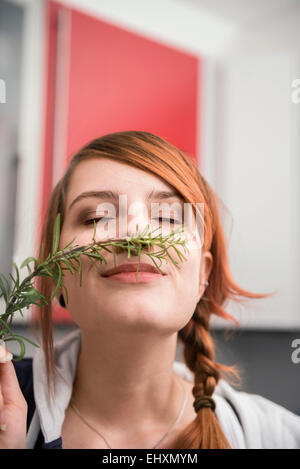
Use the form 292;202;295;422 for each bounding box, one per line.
126;222;148;238
126;209;150;238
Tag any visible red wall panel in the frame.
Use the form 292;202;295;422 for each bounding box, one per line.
66;8;199;161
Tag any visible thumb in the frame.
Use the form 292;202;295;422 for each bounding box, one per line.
0;341;24;405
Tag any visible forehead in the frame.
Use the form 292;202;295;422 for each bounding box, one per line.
66;157;182;205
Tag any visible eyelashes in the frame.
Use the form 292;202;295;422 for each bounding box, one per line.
83;217;181;225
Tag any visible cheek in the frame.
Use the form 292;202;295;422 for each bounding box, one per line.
169;252;201;319
59;225;93;251
57;227;109;308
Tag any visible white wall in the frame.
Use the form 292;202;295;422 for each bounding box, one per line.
210;53;300;329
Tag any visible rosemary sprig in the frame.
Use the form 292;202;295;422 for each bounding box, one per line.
0;213;189;360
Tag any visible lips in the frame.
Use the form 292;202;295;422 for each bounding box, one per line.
101;262;165;277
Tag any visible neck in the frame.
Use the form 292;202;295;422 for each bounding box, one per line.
71;328;183;438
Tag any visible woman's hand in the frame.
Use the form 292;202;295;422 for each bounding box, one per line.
0;340;27;449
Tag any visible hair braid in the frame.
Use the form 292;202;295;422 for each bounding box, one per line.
170;297;233;449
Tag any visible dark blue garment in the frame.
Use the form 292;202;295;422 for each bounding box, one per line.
12;357;62;449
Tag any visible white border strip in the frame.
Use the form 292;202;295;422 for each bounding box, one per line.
290;56;300;329
12;0;46;324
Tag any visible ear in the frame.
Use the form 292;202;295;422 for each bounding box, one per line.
197;250;213;302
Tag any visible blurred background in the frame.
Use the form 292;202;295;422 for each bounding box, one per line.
0;0;299;414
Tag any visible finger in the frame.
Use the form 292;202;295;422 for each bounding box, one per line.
0;384;6;432
0;360;26;406
0;383;3;408
0;343;24;405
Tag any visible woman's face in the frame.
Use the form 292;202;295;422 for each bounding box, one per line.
58;157;212;335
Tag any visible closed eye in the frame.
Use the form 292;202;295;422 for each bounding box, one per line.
155;217;180;224
84;217;111;225
84;217;180;225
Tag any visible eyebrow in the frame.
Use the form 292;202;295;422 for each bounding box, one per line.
67;189;183;212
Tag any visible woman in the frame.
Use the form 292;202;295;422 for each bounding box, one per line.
0;130;299;449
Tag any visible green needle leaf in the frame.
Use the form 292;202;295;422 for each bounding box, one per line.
52;212;61;256
51;263;63;301
5;336;26;361
0;274;8;303
79;256;83;287
20;257;39;274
